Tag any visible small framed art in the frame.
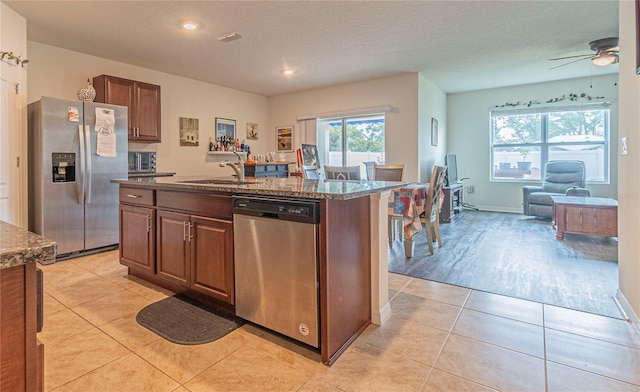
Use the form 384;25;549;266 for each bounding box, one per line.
246;122;259;140
276;125;294;152
215;117;236;139
179;117;199;146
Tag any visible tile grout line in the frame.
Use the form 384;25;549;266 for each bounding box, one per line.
543;304;549;392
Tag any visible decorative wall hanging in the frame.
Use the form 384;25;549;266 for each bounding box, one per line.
216;117;236;140
0;51;28;67
276;125;294;152
179;117;199;146
246;122;258;140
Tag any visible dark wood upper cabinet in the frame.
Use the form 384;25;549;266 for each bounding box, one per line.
93;75;161;142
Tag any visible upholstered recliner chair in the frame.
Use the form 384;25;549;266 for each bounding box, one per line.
523;160;590;219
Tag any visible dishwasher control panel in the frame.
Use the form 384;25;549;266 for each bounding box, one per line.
232;196;320;224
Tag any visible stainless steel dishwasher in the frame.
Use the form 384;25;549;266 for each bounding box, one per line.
232;195;320;347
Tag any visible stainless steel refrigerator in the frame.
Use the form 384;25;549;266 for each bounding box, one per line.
28;96;128;261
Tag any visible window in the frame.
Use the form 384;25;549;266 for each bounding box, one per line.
316;115;385;179
490;104;609;182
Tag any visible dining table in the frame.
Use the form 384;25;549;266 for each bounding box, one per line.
388;182;429;257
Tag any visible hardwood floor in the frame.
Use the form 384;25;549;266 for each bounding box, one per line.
388;210;621;318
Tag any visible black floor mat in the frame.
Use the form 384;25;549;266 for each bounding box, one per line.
136;295;243;345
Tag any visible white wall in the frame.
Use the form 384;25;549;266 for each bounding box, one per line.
26;42;269;177
617;0;640;325
448;74;619;212
418;73;447;182
268;73;423;181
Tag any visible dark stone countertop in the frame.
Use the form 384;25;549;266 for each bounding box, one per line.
112;175;406;200
0;221;57;269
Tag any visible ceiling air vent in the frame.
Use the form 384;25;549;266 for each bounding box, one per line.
216;32;242;43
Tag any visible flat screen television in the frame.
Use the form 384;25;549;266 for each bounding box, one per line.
445;153;459;186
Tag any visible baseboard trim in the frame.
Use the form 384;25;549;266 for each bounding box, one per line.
472;205;523;214
378;302;392;326
614;290;640;337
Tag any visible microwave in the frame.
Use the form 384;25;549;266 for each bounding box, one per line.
128;151;156;173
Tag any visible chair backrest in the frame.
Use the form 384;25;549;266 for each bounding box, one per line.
362;161;376;180
324;165;361;180
373;164;405;181
425;165;447;223
541;160;586;193
301;165;320;180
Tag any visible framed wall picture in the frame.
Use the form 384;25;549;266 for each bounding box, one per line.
301;143;320;167
179;117;199;146
431;117;438;147
215;117;236;139
276;125;294;152
246;122;258;140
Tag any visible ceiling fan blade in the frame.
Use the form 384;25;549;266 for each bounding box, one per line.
548;54;593;61
549;57;591;70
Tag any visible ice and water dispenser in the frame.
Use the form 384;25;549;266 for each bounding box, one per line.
52;153;76;182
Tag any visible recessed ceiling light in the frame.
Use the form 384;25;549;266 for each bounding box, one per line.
283;69;295;75
183;23;198;30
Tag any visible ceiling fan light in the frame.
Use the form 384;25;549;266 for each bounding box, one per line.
592;52;616;66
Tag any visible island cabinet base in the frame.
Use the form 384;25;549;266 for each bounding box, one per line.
127;266;236;317
0;262;41;392
120;186;236;316
320;197;371;365
118;183;375;366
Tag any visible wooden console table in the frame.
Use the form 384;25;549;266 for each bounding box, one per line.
550;196;618;240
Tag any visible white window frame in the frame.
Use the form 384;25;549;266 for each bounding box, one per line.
490;103;610;183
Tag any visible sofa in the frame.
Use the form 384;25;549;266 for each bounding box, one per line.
522;160;590;219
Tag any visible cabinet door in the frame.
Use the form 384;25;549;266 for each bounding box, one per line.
190;215;235;304
156;210;190;286
133;82;161;142
100;76;134;137
120;204;154;272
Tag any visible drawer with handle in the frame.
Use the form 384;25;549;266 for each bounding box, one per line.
119;187;155;206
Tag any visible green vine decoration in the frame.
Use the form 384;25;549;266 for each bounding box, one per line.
0;51;28;67
495;93;604;108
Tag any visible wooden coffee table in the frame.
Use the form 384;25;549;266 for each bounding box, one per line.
550;196;618;240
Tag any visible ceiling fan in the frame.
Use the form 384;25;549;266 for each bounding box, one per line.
548;37;619;70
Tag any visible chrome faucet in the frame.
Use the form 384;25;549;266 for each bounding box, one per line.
219;151;245;182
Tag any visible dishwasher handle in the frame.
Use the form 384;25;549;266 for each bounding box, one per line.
257;211;279;219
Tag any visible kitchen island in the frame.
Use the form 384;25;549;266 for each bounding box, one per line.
113;175;400;365
0;221;57;391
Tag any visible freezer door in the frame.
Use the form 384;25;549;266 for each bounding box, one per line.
83;102;128;250
28;97;85;255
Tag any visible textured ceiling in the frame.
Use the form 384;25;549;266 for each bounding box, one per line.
5;0;619;97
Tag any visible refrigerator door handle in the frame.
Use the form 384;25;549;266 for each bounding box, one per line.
78;125;86;204
84;125;92;203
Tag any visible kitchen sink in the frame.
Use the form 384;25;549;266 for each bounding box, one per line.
178;179;256;185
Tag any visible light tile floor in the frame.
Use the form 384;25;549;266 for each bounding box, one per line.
39;250;640;392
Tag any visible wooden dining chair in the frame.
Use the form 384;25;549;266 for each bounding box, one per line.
324;165;361;180
373;164;405;181
424;165;447;255
301;165;321;179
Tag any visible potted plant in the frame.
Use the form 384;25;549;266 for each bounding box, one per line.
516;148;532;170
